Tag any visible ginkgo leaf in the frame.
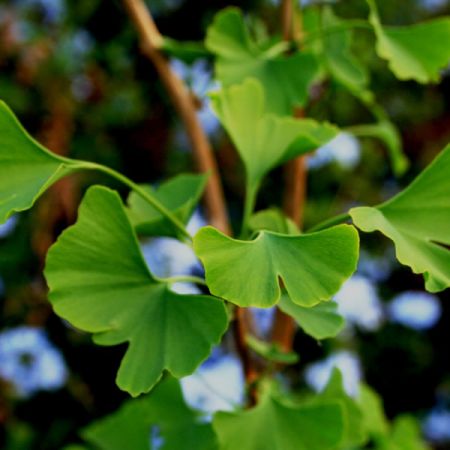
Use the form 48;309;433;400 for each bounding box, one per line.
246;335;299;365
279;294;345;340
83;377;218;450
357;384;389;437
303;7;369;92
45;186;228;396
350;144;450;292
0;101;79;224
193;224;359;308
211;78;338;191
213;390;344;450
248;209;299;235
127;173;207;237
367;0;450;83
317;369;367;447
206;7;319;115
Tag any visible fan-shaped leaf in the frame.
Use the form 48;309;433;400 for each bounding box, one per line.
350;144;450;292
194;224;359;308
127;173;207;237
45;186;228;396
0;101;78;223
211;78;338;190
206;7;319;114
279;295;344;340
213;391;344;450
367;0;450;83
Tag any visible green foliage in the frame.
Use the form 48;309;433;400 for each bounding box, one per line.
0;101;78;223
367;0;450;83
246;335;299;364
127;173;207;237
213;388;344;450
45;186;228;396
279;295;345;340
194;225;359;307
206;8;319;114
211;79;338;193
350;144;450;292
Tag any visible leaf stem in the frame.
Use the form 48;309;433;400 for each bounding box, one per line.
241;183;258;239
78;161;192;241
307;212;351;233
162;275;207;286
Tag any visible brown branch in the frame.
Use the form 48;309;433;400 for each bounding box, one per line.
121;0;230;235
271;1;307;352
122;0;259;393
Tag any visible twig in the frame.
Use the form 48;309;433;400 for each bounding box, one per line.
121;0;231;235
121;0;257;396
271;0;307;352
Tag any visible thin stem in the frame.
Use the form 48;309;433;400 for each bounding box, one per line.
307;212;351;233
121;0;231;235
240;184;258;239
162;275;207;286
79;161;192;241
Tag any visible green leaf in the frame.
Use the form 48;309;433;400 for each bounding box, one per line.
127;173;207;237
350;144;450;292
304;8;369;92
317;369;367;447
213;391;344;450
194;224;359;308
248;209;298;235
211;78;338;191
0;101;78;224
279;294;344;340
83;377;218;450
348;120;409;176
375;416;430;450
162;37;210;64
367;0;450;83
206;7;319;114
246;335;299;364
357;384;389;437
45;186;228;396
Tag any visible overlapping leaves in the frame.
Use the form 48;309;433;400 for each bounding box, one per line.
45;186;228;396
350;144;450;292
211;79;337;191
367;0;450;83
206;7;319;114
194;224;359;308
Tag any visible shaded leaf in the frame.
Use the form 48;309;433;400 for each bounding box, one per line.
45;186;228;396
127;173;207;237
213;391;344;450
367;0;450;83
162;37;210;64
317;369;367;447
246;335;299;364
194;224;359;308
248;209;298;235
279;294;344;340
350;145;450;292
83;377;218;450
211;78;337;190
357;383;389;437
206;7;319;114
0;101;78;224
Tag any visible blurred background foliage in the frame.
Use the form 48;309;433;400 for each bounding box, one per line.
0;0;450;448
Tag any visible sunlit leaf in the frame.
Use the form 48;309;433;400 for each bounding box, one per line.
357;384;389;437
317;369;367;447
350;144;450;292
45;186;228;396
83;377;218;450
127;173;207;237
367;0;450;83
211;78;338;191
248;209;298;235
194;224;359;308
213;390;344;450
0;101;78;224
279;294;344;340
206;7;319;114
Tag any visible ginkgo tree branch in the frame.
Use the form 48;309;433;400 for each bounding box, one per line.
121;0;231;235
